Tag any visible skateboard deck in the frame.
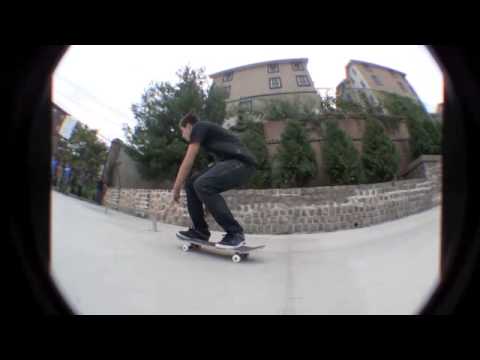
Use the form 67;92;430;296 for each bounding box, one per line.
176;233;265;263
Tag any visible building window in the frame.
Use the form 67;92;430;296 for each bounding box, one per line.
371;75;383;86
223;86;231;98
364;64;373;72
397;81;407;92
223;72;233;82
267;63;279;73
239;98;253;112
269;77;282;89
351;67;357;76
292;62;305;71
296;75;311;87
360;81;367;88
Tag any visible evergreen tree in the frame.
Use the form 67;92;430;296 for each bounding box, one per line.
323;120;364;185
423;118;442;155
124;66;226;181
237;116;271;188
204;84;227;126
361;118;400;183
273;120;317;187
382;93;436;158
55;122;108;198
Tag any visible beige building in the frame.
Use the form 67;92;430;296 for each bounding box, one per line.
436;103;443;115
336;60;424;113
432;102;443;123
51;103;70;155
209;58;319;125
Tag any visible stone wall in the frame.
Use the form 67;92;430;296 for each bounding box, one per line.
402;155;442;204
104;156;442;235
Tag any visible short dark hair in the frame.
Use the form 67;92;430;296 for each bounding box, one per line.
179;112;199;127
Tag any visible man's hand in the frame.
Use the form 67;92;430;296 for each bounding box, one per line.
171;143;200;205
171;186;181;205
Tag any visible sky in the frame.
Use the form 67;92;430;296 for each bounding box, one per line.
52;45;443;144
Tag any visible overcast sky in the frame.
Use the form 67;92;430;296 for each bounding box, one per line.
52;45;443;144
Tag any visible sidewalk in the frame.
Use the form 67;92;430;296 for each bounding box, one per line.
50;190;440;315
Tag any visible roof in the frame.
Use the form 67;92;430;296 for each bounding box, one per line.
51;102;71;116
209;58;309;78
348;59;406;77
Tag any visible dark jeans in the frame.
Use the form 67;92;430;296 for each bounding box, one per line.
185;159;256;235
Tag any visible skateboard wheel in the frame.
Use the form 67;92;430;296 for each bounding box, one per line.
232;254;242;263
182;244;191;252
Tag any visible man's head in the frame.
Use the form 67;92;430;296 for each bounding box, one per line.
179;112;199;142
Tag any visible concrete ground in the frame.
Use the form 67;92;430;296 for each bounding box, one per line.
50;190;441;315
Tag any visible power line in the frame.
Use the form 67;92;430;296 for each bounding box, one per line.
55;75;133;120
53;96;122;144
56;75;132;118
55;91;129;129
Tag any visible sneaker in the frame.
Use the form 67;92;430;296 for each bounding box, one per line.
215;233;246;249
177;228;211;242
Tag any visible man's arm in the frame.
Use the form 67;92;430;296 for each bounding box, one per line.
172;143;201;200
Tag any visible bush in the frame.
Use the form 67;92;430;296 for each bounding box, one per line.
361;118;400;183
336;98;363;114
406;116;434;158
381;93;438;158
323;120;364;185
422;119;442;155
233;114;272;188
272;120;317;187
262;97;302;121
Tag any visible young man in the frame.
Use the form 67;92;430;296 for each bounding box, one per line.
51;158;58;183
62;163;72;193
172;112;257;249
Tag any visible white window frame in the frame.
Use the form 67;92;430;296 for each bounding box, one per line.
296;75;311;87
267;63;279;73
292;62;305;71
269;77;282;89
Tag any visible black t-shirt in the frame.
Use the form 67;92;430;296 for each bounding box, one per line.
189;121;257;167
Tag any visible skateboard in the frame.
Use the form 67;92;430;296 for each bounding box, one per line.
176;233;265;263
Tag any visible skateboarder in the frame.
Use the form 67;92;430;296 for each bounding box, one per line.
171;112;257;249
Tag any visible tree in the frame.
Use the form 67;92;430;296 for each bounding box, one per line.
423;118;442;155
235;114;271;188
361;118;400;183
262;97;308;121
124;66;226;181
273;120;317;188
55;122;108;198
336;97;363;114
381;93;437;158
323;120;364;185
204;84;227;125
